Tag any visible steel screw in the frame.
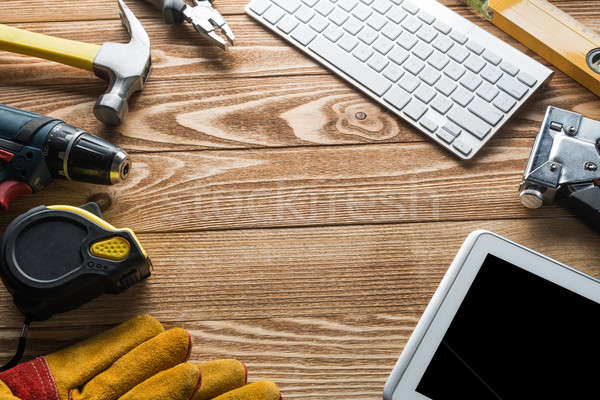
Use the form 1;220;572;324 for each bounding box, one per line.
567;126;577;136
584;162;598;171
550;163;558;171
355;111;367;120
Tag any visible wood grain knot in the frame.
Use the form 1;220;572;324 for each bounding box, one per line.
87;193;112;212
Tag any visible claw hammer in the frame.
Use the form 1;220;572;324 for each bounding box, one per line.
0;0;151;126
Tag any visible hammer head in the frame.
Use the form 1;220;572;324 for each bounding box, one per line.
93;0;151;125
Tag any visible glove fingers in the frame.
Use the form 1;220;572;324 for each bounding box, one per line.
46;315;163;398
71;328;191;400
192;360;246;400
210;381;282;400
118;363;200;400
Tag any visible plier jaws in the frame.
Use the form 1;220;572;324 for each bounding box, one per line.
182;0;235;49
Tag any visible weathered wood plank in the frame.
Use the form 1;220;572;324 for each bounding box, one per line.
0;217;597;331
2;73;596;153
0;138;573;231
1;0;598;24
2;314;416;400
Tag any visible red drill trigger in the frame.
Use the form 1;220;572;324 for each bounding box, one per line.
0;181;32;211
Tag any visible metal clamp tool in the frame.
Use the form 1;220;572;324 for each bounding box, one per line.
146;0;235;49
520;107;600;229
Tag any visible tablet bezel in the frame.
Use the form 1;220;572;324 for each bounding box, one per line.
383;230;600;400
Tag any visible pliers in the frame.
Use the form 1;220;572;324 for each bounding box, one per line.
145;0;235;49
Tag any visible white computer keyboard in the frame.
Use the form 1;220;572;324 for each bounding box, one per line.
246;0;553;159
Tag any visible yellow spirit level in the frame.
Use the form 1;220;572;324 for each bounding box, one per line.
465;0;600;97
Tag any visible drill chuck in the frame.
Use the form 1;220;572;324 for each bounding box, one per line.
45;122;131;185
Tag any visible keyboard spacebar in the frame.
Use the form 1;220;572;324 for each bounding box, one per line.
309;36;392;97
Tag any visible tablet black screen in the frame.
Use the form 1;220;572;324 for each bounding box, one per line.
416;254;599;399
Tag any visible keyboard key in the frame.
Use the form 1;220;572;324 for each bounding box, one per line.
309;36;392;96
398;74;421;92
397;31;418;50
310;15;330;32
368;54;389;72
343;16;364;34
291;24;316;45
352;3;372;20
436;77;457;96
413;42;433;61
466;40;484;55
493;92;517;113
383;86;411;110
437;129;455;144
382;63;404;82
443;122;461;136
452;87;474;107
453;138;472;156
447;45;469;63
518;71;537;87
358;26;379;45
323;24;343;40
477;82;499;102
278;15;299;33
273;0;301;13
388;47;409;65
295;6;315;22
338;34;359;51
444;62;465;81
372;0;392;14
417;25;438;43
386;7;407;24
497;75;528;100
447;107;491;139
428;52;449;70
433;20;451;34
414;85;436;104
499;60;519;76
431;95;452;114
315;0;335;16
420;117;438;133
381;24;402;40
373;37;394;54
329;7;349;25
402;16;422;34
432;35;453;53
418;11;435;25
420;66;441;85
353;43;374;61
367;13;388;30
404;57;425;75
468;98;504;126
482;49;502;66
338;0;357;11
449;30;468;44
404;99;428;121
464;54;486;74
249;0;271;15
481;64;502;84
402;1;420;15
264;6;285;24
460;71;482;91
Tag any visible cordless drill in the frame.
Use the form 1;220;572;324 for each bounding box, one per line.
0;104;130;210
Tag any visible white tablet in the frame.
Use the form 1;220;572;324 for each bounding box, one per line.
383;230;600;400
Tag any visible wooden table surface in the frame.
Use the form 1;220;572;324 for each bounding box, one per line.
1;0;599;398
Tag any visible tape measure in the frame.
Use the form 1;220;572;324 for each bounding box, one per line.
0;202;151;322
466;0;600;96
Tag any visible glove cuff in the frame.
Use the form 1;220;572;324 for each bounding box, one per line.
0;357;59;400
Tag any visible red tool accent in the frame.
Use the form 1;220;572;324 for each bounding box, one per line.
0;180;32;211
0;149;15;163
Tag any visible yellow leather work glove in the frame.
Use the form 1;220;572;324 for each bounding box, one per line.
0;315;281;400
